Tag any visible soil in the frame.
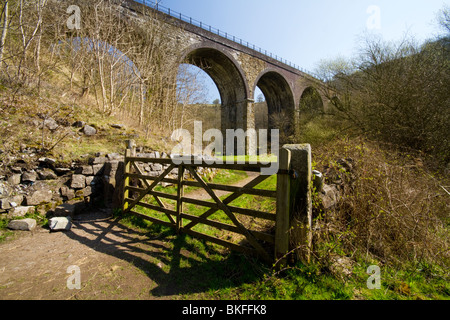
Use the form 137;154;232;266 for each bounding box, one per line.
0;172;260;300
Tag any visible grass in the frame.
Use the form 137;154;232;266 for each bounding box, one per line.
2;65;448;299
116;129;449;300
116;210;450;300
0;211;48;243
128;168;275;242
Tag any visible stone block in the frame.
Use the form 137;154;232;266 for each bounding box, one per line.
151;163;163;171
81;186;93;197
8;206;34;218
37;168;58;180
71;174;86;189
92;164;105;175
92;157;108;165
76;165;94;175
49;217;72;231
26;187;53;206
60;186;75;200
8;174;22;186
0;181;12;198
0;195;24;210
8;218;36;231
22;170;37;183
54;167;72;175
85;176;94;186
54;203;77;218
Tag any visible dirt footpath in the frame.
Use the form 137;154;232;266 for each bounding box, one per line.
0;172;261;300
0;210;192;300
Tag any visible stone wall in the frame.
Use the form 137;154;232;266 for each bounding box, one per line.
1;148;219;223
0;149;201;221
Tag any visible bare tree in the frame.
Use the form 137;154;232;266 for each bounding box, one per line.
0;1;9;66
316;33;450;162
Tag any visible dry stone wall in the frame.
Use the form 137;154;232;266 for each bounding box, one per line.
0;149;198;224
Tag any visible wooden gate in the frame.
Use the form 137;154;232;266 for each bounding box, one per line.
122;142;299;264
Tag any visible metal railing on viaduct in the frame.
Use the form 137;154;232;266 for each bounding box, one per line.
133;0;320;79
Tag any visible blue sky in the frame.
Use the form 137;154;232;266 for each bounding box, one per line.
149;0;449;102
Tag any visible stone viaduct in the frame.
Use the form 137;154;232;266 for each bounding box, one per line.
119;0;329;146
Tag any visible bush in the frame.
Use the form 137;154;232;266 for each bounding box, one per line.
312;137;450;270
316;35;450;165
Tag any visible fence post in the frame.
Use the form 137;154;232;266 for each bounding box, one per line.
122;140;136;212
284;144;312;264
275;147;291;266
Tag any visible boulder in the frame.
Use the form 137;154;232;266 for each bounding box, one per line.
48;216;72;231
329;255;354;279
71;174;86;189
8;218;37;231
81;125;97;136
43;118;59;131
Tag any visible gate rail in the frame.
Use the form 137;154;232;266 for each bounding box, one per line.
122;141;311;264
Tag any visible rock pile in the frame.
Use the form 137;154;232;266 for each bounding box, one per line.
313;157;356;212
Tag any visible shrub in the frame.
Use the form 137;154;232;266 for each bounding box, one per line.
312;137;450;270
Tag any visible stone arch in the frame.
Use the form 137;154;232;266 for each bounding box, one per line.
299;86;324;114
180;44;250;134
254;69;296;142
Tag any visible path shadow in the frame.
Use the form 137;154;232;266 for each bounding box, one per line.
63;210;267;298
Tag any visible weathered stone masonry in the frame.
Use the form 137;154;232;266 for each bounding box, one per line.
119;0;330;142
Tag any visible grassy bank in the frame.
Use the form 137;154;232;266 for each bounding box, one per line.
117;137;450;300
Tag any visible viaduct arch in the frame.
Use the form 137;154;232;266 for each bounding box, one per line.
120;0;330;146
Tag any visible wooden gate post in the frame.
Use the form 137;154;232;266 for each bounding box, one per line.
275;144;313;266
275;147;291;266
284;144;312;264
123;139;136;211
